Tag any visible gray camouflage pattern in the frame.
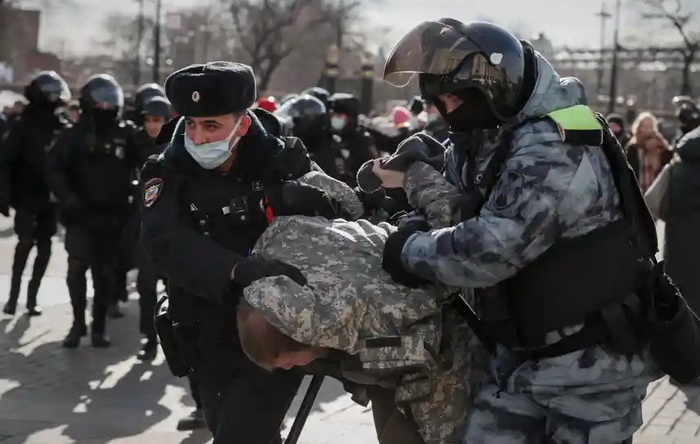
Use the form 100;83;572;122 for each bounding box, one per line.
394;52;660;442
298;171;364;220
404;162;461;229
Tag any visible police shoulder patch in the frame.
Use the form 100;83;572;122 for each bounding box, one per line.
143;178;164;208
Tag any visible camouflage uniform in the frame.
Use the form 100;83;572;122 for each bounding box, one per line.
397;53;661;443
244;171;487;444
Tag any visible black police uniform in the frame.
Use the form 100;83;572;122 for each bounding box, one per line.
45;74;140;347
283;94;349;182
140;62;317;444
0;72;71;315
327;93;377;187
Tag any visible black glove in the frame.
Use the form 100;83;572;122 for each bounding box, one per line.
0;204;9;217
265;181;340;219
382;226;430;288
233;256;308;288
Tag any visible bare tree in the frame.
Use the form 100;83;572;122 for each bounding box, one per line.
641;0;700;95
224;0;359;91
102;12;155;85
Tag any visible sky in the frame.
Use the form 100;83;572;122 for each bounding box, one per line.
20;0;698;57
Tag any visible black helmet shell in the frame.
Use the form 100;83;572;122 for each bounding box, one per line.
383;19;526;119
25;71;71;106
79;74;124;112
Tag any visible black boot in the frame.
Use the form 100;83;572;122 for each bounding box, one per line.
91;331;111;348
62;323;87;348
137;338;158;361
176;409;207;431
25;280;42;316
3;301;16;316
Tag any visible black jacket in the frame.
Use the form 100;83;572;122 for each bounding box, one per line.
665;126;700;315
44;117;140;228
0;106;69;210
140;112;315;368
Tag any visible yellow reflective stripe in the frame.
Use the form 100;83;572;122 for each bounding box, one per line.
547;105;602;131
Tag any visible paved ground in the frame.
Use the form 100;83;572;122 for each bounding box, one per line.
0;216;698;444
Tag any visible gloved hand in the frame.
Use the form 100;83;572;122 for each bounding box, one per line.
265;180;340;219
232;255;307;288
0;204;9;217
382;226;430;288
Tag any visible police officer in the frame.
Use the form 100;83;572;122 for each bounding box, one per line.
327;93;379;186
139;61;340;443
125;83;167;125
112;96;176;318
132;96;173;360
46;74;140;348
374;20;659;443
0;71;71;316
284;94;347;180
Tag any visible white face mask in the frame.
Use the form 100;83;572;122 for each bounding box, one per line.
184;117;243;169
330;116;346;132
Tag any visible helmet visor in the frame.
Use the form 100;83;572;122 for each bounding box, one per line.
383;21;481;87
39;79;71;104
91;85;124;110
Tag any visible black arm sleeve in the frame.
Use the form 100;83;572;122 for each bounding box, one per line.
139;159;244;305
0;121;23;205
44;129;80;204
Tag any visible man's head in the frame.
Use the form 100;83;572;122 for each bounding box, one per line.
165;61;257;169
327;93;360;133
606;113;625;135
142;96;174;139
383;19;536;132
236;300;329;370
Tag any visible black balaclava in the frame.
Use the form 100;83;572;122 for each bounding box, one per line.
441;87;502;132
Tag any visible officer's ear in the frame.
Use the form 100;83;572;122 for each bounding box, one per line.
236;113;252;137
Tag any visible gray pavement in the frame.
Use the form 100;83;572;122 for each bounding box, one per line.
0;216;698;443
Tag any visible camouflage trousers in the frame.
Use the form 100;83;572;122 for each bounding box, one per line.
460;380;646;443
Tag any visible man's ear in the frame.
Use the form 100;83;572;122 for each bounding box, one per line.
238;114;252;136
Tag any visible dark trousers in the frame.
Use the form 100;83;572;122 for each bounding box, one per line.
188;375;202;410
64;225;123;334
7;207;57;308
195;360;303;444
136;245;160;341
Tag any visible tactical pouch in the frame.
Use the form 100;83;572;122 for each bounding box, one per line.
154;295;193;377
645;261;700;384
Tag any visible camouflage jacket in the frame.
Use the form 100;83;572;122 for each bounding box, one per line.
399;52;659;395
243;171;484;443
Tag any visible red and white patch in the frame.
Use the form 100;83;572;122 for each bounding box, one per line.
143;178;164;208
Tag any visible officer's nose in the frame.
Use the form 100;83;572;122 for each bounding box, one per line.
189;127;209;145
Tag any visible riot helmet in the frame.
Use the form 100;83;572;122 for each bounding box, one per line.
142;96;173;139
134;83;166;113
302;87;331;107
142;96;173;119
383;19;531;130
79;74;124;126
24;71;71;108
286;94;329;147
